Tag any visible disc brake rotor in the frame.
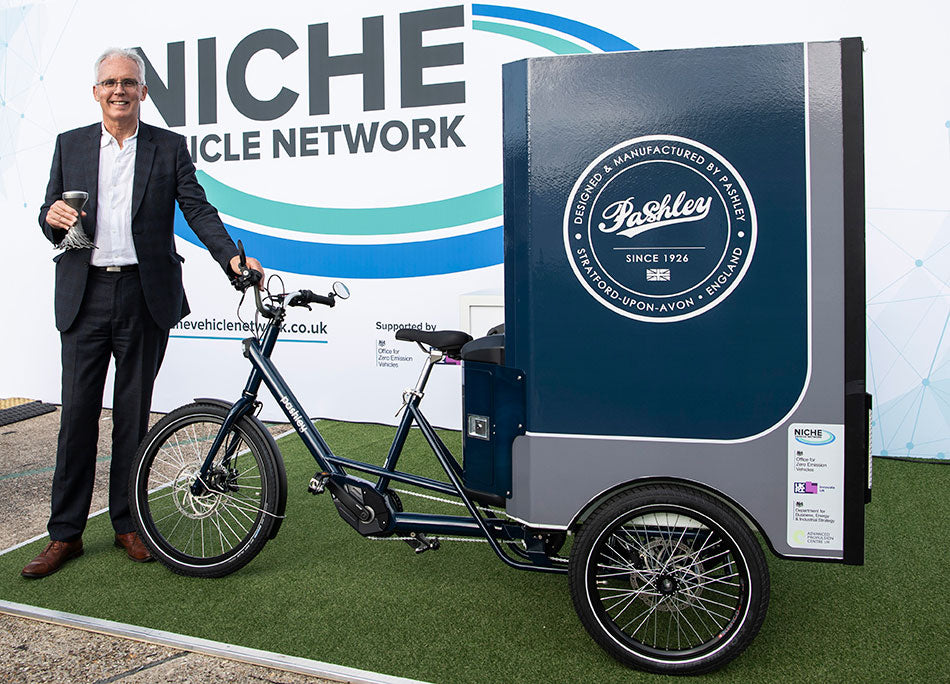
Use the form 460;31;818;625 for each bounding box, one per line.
628;535;705;611
172;463;223;519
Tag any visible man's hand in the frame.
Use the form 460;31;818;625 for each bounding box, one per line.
46;199;84;230
229;254;265;287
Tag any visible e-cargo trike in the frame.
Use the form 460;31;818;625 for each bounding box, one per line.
130;250;771;676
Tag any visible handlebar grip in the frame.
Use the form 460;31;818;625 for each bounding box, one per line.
289;290;335;308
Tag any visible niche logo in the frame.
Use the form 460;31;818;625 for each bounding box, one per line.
563;135;756;322
794;428;836;446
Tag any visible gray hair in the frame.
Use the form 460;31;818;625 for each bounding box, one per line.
93;48;146;85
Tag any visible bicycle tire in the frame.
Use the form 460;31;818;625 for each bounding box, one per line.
568;485;769;675
129;402;281;577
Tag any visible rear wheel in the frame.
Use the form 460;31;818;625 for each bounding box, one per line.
569;485;769;675
129;403;281;577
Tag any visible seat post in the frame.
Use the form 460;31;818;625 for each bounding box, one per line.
411;350;444;398
393;328;470;405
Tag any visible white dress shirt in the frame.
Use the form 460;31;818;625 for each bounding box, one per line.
90;123;138;266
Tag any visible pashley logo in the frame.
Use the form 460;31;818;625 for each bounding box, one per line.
564;135;757;323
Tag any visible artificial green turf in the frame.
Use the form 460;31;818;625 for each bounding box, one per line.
2;422;948;683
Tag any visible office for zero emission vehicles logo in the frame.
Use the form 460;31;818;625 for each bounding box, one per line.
564;135;757;322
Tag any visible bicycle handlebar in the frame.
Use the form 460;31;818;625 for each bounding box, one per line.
230;241;343;320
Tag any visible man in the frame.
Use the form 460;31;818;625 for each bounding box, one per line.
22;47;263;578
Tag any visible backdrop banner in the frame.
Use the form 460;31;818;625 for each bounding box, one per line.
1;1;948;458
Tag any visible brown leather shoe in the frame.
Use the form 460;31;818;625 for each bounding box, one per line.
114;532;154;563
21;539;83;579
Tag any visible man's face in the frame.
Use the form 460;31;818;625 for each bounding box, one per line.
93;56;147;127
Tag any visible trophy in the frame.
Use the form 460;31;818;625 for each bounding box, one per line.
55;191;96;250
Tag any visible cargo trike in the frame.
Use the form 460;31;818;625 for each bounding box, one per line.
130;253;771;675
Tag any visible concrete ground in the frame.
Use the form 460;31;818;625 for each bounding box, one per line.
0;406;336;684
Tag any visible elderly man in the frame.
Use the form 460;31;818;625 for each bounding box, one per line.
22;47;263;578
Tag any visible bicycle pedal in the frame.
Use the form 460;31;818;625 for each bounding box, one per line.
405;533;440;554
308;472;330;495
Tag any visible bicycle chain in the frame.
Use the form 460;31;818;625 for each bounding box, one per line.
366;487;571;563
362;535;519;545
391;487;510;519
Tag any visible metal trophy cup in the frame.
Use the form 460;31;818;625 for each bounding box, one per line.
56;191;96;250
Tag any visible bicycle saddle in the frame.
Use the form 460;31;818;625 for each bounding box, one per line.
396;328;472;359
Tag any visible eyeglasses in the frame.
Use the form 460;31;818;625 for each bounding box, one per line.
95;79;144;90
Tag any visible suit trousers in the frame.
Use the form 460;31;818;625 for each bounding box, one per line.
48;269;168;541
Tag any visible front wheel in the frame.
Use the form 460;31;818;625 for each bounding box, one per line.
568;485;770;675
129;402;282;577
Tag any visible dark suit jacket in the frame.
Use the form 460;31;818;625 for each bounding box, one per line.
39;121;237;331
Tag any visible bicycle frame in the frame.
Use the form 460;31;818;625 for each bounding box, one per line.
194;307;566;574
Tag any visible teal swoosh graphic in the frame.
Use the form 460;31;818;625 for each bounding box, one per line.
174;210;504;278
471;4;636;51
472;20;590;54
197;171;502;236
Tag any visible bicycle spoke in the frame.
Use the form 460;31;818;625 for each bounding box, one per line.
220;503;251;539
623;596;667;635
690;580;742;600
596;566;642;578
598;585;662;597
604;590;642;619
600;543;636;570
